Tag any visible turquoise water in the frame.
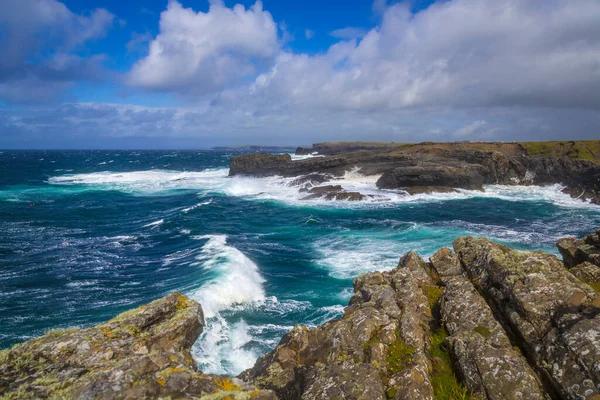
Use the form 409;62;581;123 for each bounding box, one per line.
2;150;600;374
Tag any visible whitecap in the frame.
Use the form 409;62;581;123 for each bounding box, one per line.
143;219;164;228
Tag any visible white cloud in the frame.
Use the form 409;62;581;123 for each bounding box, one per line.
128;0;279;95
0;0;115;103
305;29;315;40
250;0;600;112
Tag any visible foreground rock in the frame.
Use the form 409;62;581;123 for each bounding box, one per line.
557;228;600;268
430;248;549;399
454;237;600;399
0;293;275;400
229;141;600;203
241;252;438;400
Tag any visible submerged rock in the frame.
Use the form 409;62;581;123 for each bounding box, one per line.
301;185;366;201
0;293;275;400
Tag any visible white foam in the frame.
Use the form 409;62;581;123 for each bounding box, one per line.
189;235;266;375
182;199;212;213
143;219;164;228
47;167;599;209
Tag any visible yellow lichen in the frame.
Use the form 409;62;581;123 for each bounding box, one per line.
213;378;242;392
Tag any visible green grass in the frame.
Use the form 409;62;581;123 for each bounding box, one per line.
430;329;472;400
423;285;444;310
521;140;600;163
386;335;416;375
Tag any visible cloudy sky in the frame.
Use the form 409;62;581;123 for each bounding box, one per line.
1;0;599;148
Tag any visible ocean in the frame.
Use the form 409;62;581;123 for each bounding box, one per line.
1;150;600;375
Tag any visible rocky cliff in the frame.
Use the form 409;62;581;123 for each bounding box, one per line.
3;228;600;399
229;141;600;203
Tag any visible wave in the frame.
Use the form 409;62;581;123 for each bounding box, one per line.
143;219;164;228
182;199;212;213
189;235;266;375
45;168;600;209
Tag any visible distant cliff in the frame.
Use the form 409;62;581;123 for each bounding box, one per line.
229;141;600;204
2;228;600;399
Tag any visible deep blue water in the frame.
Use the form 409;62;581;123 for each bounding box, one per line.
1;150;600;374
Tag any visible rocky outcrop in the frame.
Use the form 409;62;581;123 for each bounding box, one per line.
557;228;600;268
430;248;549;399
229;152;293;177
0;293;275;400
240;252;438;400
5;229;600;400
301;185;366;201
454;237;600;399
230;142;600;204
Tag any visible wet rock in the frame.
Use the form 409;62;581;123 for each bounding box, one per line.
453;237;600;399
241;256;436;400
0;293;274;400
430;248;549;399
301;185;366;201
288;174;332;190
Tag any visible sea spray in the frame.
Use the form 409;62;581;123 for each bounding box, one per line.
189;235;266;374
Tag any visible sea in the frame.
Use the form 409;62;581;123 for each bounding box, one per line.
1;149;600;375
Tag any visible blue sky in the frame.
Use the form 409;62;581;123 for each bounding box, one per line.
1;0;600;148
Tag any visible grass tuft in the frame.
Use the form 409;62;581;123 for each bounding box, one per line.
430;328;472;400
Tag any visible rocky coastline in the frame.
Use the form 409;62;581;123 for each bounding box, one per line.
2;228;600;399
229;141;600;204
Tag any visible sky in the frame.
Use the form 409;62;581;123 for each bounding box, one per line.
1;0;599;149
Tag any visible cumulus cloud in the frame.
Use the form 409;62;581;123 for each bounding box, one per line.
250;0;600;112
304;29;315;40
128;0;279;95
0;0;115;104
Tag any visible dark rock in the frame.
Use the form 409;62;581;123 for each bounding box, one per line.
288;174;332;190
301;185;366;201
229;152;292;177
453;237;600;399
230;142;600;203
376;165;485;191
0;293;275;400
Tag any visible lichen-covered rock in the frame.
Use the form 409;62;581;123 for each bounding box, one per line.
430;248;548;399
571;262;600;286
453;237;600;399
241;256;436;400
557;229;600;268
0;293;275;400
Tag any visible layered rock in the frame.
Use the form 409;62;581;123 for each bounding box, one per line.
240;252;438;400
430;248;549;399
229;142;600;204
0;293;275;400
453;237;600;399
557;228;600;268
